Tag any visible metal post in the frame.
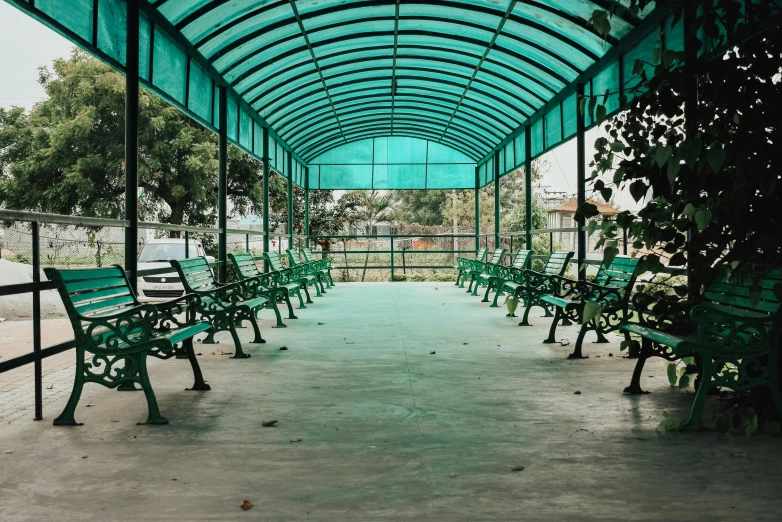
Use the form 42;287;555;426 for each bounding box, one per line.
125;0;139;292
246;234;250;252
218;86;228;283
287;150;293;251
474;166;480;254
494;151;500;249
262;128;270;271
32;221;42;421
185;231;189;258
390;237;395;282
524;127;532;251
576;83;586;281
304;167;310;248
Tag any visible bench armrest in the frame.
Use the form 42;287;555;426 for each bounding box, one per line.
631;293;692;330
81;304;160;351
689;303;775;357
154;293;201;328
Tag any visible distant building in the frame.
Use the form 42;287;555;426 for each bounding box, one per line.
547;198;619;255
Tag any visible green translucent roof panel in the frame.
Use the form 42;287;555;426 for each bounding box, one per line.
309;137;474;190
8;0;666;188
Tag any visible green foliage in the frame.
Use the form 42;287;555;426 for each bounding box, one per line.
391;190;448;226
0;50;266;228
580;0;782;287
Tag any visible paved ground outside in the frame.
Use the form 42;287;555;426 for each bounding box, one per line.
1;282;781;521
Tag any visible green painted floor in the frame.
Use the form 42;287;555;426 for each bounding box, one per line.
1;282;782;521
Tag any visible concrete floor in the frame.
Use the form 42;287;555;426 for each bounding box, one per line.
1;282;782;521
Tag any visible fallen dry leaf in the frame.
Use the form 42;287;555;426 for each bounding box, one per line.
511;466;525;472
82;455;88;459
261;420;278;427
279;346;288;351
239;500;254;511
172;478;179;481
111;420;119;423
210;352;216;355
449;473;457;478
429;351;436;355
730;453;747;458
290;437;302;443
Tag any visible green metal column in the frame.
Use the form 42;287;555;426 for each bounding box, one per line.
493;151;500;249
474;166;480;253
217;86;228;283
524;127;532;251
124;0;139;292
576;83;586;281
262;128;270;271
286;150;293;248
304;167;310;247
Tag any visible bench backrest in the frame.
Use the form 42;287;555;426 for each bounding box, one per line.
44;265;140;341
475;248;488;262
704;268;782;316
543;252;574;275
286;249;303;267
594;255;640;291
265;251;286;272
228;252;262;279
171;257;220;293
487;248;506;265
301;248;318;262
510;250;532;269
45;265;138;319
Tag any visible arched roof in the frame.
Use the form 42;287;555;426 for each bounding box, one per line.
149;0;648;163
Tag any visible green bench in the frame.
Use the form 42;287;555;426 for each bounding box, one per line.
509;252;574;321
171;257;269;359
454;248;488;287
45;265;212;426
287;248;329;294
541;255;640;359
480;249;532;305
228;252;301;326
620;267;782;430
466;248;507;295
266;251;319;300
301;247;335;286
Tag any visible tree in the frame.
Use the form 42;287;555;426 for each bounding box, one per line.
391;190;448;226
0;49;266;229
581;0;782;291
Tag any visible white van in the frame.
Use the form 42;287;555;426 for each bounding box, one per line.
136;238;214;302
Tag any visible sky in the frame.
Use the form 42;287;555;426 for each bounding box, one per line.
0;1;641;213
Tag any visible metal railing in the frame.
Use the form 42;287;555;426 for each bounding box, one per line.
310;234;477;282
0;209;278;421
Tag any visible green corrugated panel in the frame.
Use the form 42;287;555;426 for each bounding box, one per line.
309;165;320;189
187;61;212;123
531;119;544;157
545;104;562;148
665;13;685;52
37;0;93;42
592;61;621;119
504;141;514;174
387;165;426;189
239;109;252;150
97;0;126;65
253;123;263;157
427;164;475;189
623;27;659;98
498;150;505;177
562;92;578;140
139;16;151;82
152;28;186;104
320;165;373;190
277;142;285;175
267;134;276;169
212;84;220;127
514;130;526;169
226;97;238;142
